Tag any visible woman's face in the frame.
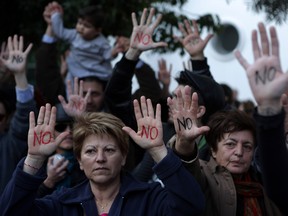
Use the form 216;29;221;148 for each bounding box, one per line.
78;134;126;186
212;130;254;175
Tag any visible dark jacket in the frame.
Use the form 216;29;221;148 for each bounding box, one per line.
0;150;205;216
0;99;37;194
35;42;66;106
254;109;288;215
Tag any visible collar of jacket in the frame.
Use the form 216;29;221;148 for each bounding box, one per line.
56;172;151;204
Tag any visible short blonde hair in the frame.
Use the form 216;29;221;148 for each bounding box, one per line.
73;112;129;159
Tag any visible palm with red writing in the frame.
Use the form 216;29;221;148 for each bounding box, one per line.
235;23;288;111
0;35;32;75
130;8;167;52
176;19;213;59
167;86;209;154
58;77;91;117
27;104;69;163
123;96;166;162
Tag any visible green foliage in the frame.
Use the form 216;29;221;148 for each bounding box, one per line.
249;0;288;24
0;0;221;55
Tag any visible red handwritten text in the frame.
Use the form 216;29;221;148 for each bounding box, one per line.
134;33;151;45
33;131;53;146
141;125;158;140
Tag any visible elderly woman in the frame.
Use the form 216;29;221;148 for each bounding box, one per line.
167;21;286;215
0;94;205;215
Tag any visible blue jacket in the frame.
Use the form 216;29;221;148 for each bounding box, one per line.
0;99;37;194
0;150;205;216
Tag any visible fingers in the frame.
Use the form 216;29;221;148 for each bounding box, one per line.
133;99;142;121
43;103;52;125
58;95;67;107
29;111;36;130
184;19;193;35
140;96;148;117
146;8;155;25
270;26;279;57
140;8;148;26
37;106;46;125
258;22;270;55
131;12;137;26
24;43;33;56
234;50;250;70
252;29;261;60
49;106;57;127
155;103;161;122
183;86;192;110
203;33;213;47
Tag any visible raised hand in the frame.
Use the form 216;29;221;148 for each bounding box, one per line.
0;35;32;75
25;104;69;174
126;8;167;60
235;22;288;115
176;19;213;59
167;86;210;155
122;96;167;162
158;58;171;87
58;77;91;117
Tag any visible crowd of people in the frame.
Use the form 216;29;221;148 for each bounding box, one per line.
0;2;287;216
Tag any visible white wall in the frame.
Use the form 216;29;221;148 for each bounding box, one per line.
112;0;288;102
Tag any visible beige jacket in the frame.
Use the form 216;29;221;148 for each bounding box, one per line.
168;136;283;216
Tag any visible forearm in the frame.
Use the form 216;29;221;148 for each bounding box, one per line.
0;159;46;215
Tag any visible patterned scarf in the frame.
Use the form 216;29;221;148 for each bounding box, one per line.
233;172;265;216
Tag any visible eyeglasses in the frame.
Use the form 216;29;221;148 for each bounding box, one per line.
55;122;73;132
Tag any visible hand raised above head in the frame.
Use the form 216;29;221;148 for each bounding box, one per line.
176;19;213;59
126;8;167;60
235;22;288;115
0;35;32;75
167;86;209;155
27;104;69;162
122;96;167;162
58;77;91;117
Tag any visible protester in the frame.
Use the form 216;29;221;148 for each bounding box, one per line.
0;97;205;215
0;35;37;194
235;22;288;215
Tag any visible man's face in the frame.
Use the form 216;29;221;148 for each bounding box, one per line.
82;80;105;112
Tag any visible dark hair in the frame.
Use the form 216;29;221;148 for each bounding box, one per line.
206;109;256;153
79;76;107;91
78;5;105;29
220;83;233;105
175;70;226;124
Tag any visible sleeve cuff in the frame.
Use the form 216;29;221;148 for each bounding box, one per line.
16;84;34;103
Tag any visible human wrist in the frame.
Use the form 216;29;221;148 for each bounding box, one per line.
190;52;205;60
175;136;196;156
43;178;56;189
14;72;28;89
257;100;282;116
23;156;45;175
125;48;141;60
148;145;168;163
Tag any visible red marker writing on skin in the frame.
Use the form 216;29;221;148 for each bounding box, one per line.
141;125;158;140
134;33;151;45
33;131;53;146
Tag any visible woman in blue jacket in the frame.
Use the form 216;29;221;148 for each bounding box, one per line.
0;93;204;215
